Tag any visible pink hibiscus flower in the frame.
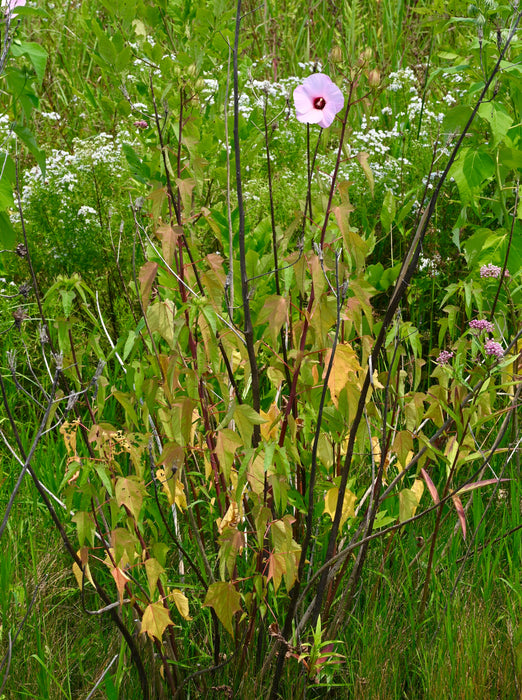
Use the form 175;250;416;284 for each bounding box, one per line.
293;73;344;129
4;0;26;17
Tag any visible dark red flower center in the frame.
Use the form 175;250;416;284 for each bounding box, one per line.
313;96;326;110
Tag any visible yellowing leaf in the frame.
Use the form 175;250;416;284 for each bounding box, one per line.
260;403;280;441
218;526;245;580
398;479;424;522
169;589;191;620
145;557;164;598
138;261;158;310
355;151;374;196
324;487;357;528
60;420;81;464
115;476;146;521
257;295;289;345
217;500;240;534
269;516;301;591
214;429;243;482
203;581;242;637
156;468;187;510
325;343;362;408
452;494;466;540
392;431;414;468
111;528;139;565
72;548;94;590
147;299;176;349
141;601;174;642
111;566;130;607
247;452;265;496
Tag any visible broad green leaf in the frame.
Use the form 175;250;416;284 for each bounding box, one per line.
204;581;242;636
462;147;495;189
72;511;96;547
233;404;266;447
0;212;16;248
11;42;48;86
478;102;513;145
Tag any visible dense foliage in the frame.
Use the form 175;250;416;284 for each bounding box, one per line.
0;1;521;698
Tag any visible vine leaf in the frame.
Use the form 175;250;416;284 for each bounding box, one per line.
204;581;242;636
141;601;174;642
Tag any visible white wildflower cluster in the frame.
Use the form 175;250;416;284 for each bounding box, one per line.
387;67;417;92
40;111;61;121
0;113;12;141
15;131;141;273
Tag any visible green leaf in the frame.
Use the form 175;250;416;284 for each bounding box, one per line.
204;581;242;636
72;511;96;547
380;189;396;232
0;212;16;248
12;125;45;176
11;41;48;86
233;404;266;447
462;147;495;189
478;102;513;145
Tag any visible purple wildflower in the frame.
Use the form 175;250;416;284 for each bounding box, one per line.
293;74;344;128
133;120;148;130
436;350;454;365
469;319;495;333
484;340;503;358
480;264;509;279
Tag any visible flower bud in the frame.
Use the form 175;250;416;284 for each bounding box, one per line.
367;69;381;87
330;46;343;63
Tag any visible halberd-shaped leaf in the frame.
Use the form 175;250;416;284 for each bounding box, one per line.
141;602;174;642
203;581;242;636
115;476;146;521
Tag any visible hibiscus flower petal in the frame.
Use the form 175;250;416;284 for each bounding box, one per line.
293;85;314;113
296;108;324;124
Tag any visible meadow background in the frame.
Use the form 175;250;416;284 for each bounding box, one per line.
0;0;521;697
